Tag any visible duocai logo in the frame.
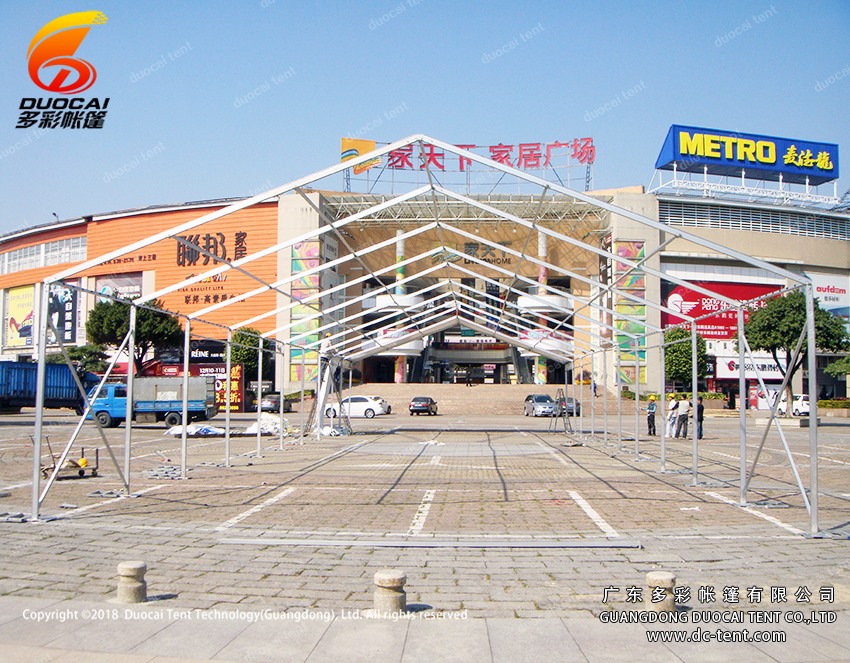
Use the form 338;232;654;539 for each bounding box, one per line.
28;11;107;94
15;11;111;130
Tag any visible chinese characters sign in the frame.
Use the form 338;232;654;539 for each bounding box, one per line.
343;138;595;173
662;281;781;339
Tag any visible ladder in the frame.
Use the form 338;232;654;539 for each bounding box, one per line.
305;355;351;436
548;388;573;435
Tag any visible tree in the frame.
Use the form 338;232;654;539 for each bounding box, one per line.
825;355;850;379
663;327;709;388
86;299;184;375
46;343;109;374
743;290;849;414
231;327;274;383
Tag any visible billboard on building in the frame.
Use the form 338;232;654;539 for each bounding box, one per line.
154;362;244;412
807;271;850;328
5;285;34;347
662;281;782;339
655;125;839;185
715;353;785;381
96;272;143;302
47;280;79;345
341;138;381;175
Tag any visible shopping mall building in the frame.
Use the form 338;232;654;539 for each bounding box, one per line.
1;128;847;408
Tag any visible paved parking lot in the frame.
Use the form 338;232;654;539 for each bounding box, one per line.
0;409;848;660
0;409;847;611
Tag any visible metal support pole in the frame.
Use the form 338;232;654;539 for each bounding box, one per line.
278;344;286;451
615;344;622;450
805;285;819;535
578;355;585;436
225;329;232;467
659;334;667;473
123;305;137;493
602;346;609;445
181;319;191;479
299;347;305;444
737;308;747;505
690;323;699;486
564;364;569;434
256;336;263;457
634;338;640;458
590;353;596;437
31;284;51;520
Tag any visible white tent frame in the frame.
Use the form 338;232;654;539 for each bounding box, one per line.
31;134;821;535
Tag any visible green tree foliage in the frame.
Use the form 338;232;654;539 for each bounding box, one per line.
231;327;274;381
86;299;184;375
46;343;109;374
663;327;709;386
825;355;850;378
744;289;849;411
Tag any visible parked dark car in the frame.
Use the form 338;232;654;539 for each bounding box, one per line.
557;396;581;416
260;392;292;413
409;396;438;416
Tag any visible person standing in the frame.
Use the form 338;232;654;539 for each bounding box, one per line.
592;380;598;398
696;396;705;439
675;396;691;438
665;394;678;437
645;395;657;435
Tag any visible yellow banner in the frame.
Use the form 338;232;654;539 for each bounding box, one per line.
6;285;34;347
341;138;381;175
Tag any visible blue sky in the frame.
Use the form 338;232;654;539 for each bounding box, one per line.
1;0;849;236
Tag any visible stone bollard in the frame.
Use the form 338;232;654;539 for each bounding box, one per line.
374;569;406;614
116;561;148;603
645;571;676;612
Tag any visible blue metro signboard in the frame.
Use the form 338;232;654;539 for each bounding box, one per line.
655;125;839;185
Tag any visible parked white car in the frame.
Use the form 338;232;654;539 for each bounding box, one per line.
777;394;810;416
325;395;390;419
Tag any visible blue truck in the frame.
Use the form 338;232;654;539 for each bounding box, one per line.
87;376;217;428
0;361;97;413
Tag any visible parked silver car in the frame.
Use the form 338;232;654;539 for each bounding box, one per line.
523;393;558;417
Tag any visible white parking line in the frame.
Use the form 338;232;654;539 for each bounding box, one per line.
705;491;805;536
429;455;441;466
568;490;619;537
407;489;436;535
1;481;33;491
706;445;849;466
214;487;297;532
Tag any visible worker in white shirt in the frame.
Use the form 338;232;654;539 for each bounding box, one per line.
675;395;691;438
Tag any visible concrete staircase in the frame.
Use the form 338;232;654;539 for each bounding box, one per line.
344;382;602;417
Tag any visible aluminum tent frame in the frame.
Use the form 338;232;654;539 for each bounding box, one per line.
31;134;820;534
